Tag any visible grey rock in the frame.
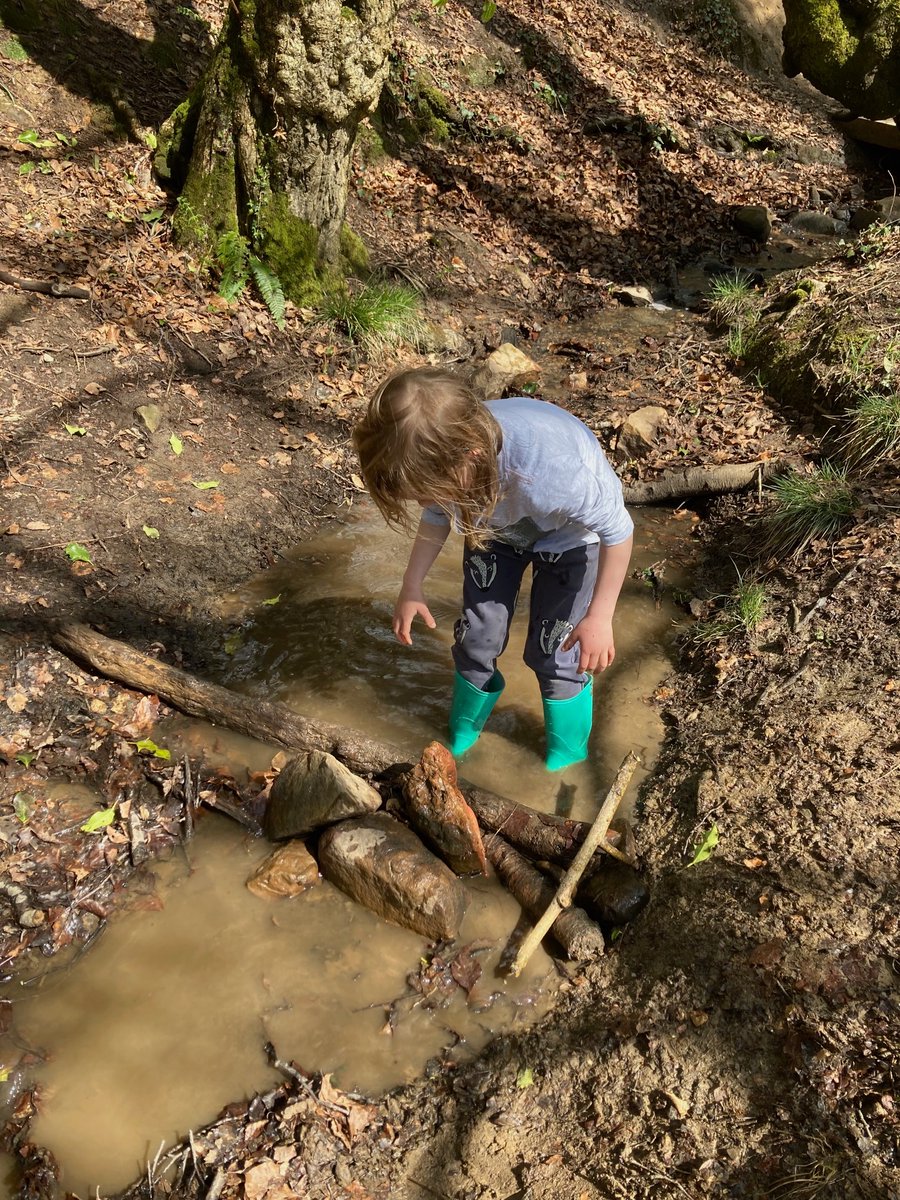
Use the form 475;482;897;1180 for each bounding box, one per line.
318;812;468;939
790;211;841;235
613;285;654;307
265;750;382;840
874;196;900;221
733;205;772;242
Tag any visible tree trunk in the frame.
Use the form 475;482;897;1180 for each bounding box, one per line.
162;0;400;302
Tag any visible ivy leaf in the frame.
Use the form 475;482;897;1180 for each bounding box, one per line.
19;162;35;176
689;823;720;866
516;1067;534;1089
134;738;171;760
65;543;93;564
191;480;219;490
15;752;36;766
481;0;497;21
169;433;183;456
261;594;282;606
81;806;116;833
65;424;87;435
142;525;160;539
13;793;31;823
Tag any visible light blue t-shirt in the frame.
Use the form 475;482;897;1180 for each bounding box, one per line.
421;396;633;553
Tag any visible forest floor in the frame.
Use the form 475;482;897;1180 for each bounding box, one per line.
0;0;898;1198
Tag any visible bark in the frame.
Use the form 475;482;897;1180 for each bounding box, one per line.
465;789;631;866
484;836;606;961
622;460;793;505
167;0;401;299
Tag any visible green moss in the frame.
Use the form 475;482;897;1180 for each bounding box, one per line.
340;225;369;276
174;153;239;253
154;98;196;186
257;191;337;305
354;122;386;165
341;5;361;21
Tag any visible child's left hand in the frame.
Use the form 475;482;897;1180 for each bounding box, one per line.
563;616;616;673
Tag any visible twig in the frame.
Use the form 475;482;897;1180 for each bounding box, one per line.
0;267;89;299
795;563;859;628
508;751;639;977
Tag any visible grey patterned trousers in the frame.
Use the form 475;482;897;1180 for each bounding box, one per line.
453;540;600;700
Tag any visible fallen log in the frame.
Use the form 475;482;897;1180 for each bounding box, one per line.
509;751;639;976
51;623;401;778
52;624;631;871
466;788;635;867
622;459;790;505
484;836;605;961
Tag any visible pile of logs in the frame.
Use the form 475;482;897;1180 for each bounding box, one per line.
51;624;650;971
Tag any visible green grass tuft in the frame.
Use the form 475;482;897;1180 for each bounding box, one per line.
692;575;767;645
324;283;423;352
763;463;855;556
840;389;900;470
708;269;758;326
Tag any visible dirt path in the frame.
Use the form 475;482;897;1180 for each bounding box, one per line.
1;0;898;1197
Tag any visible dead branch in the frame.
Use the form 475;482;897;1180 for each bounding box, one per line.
623;460;792;505
0;268;90;299
484;836;606;961
508;752;639;976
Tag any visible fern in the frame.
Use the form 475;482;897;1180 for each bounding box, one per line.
249;256;287;330
216;231;250;301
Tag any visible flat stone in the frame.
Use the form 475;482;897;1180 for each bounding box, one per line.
613;285;654;307
578;861;650;926
616;405;670;461
790;211;841;235
471;344;541;400
318;812;468;940
265;750;382;840
246;841;321;900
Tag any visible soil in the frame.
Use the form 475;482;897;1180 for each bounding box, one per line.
1;1;898;1199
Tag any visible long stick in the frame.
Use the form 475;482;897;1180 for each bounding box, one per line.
508;751;639;977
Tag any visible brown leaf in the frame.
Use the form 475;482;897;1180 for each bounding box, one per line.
748;939;785;968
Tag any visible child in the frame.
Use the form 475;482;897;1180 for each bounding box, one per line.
353;366;634;771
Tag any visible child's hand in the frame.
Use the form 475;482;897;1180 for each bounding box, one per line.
563;616;615;673
393;588;437;645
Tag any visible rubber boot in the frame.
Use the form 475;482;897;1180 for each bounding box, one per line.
542;678;594;771
448;670;505;757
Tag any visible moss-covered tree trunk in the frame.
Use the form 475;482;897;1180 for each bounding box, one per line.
781;0;900;119
161;0;400;303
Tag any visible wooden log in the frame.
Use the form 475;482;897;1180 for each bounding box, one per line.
509;752;638;977
622;459;791;505
466;788;635;867
485;835;605;961
51;623;402;778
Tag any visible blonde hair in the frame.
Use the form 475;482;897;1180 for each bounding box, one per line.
353;366;501;548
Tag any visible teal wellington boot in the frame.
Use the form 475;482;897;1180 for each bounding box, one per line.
542;678;594;771
448;671;505;757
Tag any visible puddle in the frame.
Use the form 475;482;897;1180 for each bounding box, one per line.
1;505;692;1198
210;504;691;820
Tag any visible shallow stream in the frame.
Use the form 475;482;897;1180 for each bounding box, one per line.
2;505;692;1197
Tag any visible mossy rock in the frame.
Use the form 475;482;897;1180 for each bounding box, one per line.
460;54;498;88
782;0;900;119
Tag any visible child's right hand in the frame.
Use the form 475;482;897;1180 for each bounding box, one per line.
393;588;437;645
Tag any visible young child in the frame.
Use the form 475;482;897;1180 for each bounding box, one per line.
353;366;634;771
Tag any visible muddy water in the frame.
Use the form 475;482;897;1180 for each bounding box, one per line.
4;507;690;1198
214;504;690;819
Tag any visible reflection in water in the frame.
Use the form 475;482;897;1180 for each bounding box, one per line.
5;505;691;1198
217;504;689;819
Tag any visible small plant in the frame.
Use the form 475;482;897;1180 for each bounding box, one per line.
215;230;250;300
840;388;900;470
324;283;423;352
249;256;286;330
726;320;755;361
692;573;767;644
708;269;758;326
762;463;855;556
